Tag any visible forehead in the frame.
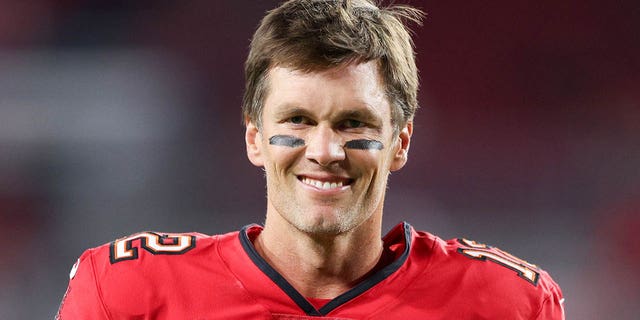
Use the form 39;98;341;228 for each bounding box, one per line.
263;61;391;119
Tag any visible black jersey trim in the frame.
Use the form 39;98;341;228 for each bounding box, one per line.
239;225;321;316
239;222;413;316
318;222;412;314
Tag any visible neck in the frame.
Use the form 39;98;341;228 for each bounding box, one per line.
254;210;384;299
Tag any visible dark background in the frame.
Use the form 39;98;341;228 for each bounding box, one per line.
0;0;638;318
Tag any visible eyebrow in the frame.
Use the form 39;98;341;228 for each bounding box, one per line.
273;104;383;126
273;105;312;120
335;109;382;126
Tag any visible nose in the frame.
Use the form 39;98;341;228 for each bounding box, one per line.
305;125;345;166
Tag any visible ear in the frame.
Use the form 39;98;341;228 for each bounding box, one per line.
390;121;412;172
245;118;264;167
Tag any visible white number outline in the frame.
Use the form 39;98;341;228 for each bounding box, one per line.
109;232;196;264
457;238;540;286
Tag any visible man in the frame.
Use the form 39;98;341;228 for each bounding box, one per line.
57;0;564;319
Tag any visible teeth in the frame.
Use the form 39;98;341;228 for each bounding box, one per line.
302;177;344;190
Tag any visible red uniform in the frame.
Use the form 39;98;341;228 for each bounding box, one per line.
56;222;564;319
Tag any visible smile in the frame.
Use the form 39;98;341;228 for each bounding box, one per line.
299;176;353;190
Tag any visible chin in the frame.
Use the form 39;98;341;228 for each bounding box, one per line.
293;212;362;236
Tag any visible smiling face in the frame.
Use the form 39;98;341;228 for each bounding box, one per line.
245;61;412;236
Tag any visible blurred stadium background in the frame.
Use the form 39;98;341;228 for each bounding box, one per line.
0;0;638;318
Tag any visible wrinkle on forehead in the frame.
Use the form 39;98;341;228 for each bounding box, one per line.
265;61;390;125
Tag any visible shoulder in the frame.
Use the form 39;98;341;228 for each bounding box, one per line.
76;230;240;297
59;230;245;318
409;229;564;318
72;230;237;282
81;230;231;265
412;230;559;290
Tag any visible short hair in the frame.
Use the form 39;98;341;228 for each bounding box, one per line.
242;0;424;131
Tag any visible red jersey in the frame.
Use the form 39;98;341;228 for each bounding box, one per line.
56;222;564;319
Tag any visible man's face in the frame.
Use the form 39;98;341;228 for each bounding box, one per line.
245;61;411;235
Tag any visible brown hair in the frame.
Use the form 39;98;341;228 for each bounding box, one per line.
242;0;424;131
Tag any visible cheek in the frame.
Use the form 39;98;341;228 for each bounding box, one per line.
346;149;388;174
264;145;304;173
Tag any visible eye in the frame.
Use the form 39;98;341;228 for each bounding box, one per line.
283;115;314;127
289;116;305;124
342;119;364;129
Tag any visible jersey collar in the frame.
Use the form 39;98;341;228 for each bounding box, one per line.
238;222;413;316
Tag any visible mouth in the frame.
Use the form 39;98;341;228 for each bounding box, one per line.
298;175;353;190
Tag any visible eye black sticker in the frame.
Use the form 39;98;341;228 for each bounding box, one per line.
344;139;384;150
269;135;305;148
269;136;383;150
